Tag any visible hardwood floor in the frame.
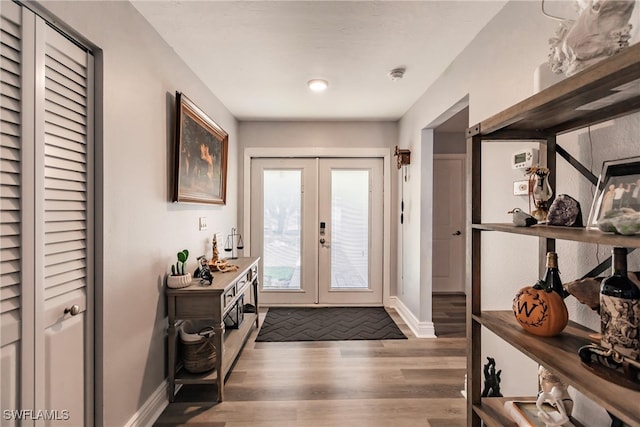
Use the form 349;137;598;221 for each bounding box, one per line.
155;296;467;427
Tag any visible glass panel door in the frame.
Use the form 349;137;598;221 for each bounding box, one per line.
330;170;370;289
318;158;383;304
262;169;302;290
250;158;318;305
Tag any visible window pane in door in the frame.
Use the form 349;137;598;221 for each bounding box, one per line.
331;170;369;289
263;170;301;290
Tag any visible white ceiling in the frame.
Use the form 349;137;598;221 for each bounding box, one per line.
132;1;508;121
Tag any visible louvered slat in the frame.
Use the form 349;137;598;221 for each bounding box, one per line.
45;249;85;267
44;229;86;245
44;133;86;155
44;122;85;145
45;177;85;192
0;6;21;318
45;258;85;275
45;155;86;174
44;278;84;301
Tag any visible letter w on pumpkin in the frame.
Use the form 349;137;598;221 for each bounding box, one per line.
516;301;538;317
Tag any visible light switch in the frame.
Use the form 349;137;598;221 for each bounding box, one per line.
199;217;208;231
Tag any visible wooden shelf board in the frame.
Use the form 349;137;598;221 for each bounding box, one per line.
474;311;640;425
472;223;640;248
475;397;586;427
222;313;256;377
473;398;522;427
468;43;640;137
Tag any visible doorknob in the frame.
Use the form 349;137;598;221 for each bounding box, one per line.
452;230;462;236
64;304;80;316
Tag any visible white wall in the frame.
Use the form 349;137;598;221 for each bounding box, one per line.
398;0;640;421
34;2;238;426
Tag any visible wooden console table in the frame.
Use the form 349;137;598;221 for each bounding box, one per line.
166;256;260;402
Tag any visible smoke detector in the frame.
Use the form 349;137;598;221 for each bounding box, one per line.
388;67;406;81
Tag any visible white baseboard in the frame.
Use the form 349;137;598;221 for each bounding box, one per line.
124;380;170;427
388;296;437;338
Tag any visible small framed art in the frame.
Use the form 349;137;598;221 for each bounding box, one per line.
587;156;640;230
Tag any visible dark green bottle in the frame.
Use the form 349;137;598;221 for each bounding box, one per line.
543;252;568;298
600;247;640;359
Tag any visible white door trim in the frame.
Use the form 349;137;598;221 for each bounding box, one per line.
243;147;391;305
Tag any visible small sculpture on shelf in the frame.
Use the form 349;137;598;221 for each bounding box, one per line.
546;0;635;77
194;255;213;286
211;234;220;264
525;166;553;221
481;357;503;397
538;365;573;416
209;232;239;273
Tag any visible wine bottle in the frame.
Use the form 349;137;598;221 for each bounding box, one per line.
600;247;640;360
543;252;568;298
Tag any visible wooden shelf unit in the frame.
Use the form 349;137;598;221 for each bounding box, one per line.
466;43;640;427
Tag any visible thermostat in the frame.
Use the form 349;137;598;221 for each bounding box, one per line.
512;148;538;170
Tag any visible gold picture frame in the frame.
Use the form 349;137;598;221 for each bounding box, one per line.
173;92;228;204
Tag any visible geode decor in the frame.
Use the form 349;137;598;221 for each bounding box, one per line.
547;194;583;227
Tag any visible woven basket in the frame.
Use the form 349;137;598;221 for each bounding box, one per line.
179;320;217;374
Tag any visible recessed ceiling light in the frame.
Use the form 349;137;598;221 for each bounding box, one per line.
308;79;328;92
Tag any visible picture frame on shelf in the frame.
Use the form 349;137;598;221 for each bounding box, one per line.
173;92;228;205
587;156;640;230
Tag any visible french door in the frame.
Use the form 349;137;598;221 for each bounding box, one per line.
250;158;383;305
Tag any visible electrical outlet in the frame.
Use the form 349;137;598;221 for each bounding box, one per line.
513;180;529;196
199;217;208;231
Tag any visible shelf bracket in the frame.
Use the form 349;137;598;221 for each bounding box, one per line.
556;143;598;186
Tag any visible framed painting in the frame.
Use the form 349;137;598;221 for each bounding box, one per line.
587;156;640;230
173;92;228;204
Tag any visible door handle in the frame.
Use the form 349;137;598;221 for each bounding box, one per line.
64;304;80;316
452;230;462;236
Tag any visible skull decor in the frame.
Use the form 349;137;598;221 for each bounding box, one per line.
525;166;554;221
547;0;635;76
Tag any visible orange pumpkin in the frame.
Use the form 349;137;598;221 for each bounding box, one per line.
513;281;568;337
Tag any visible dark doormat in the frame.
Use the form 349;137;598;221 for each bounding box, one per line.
255;307;407;342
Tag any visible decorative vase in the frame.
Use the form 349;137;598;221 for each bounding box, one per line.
167;272;192;289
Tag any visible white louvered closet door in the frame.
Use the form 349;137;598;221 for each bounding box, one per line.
1;2;24;419
1;3;93;426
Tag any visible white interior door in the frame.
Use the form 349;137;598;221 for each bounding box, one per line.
0;4;93;425
250;157;383;305
432;155;465;293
